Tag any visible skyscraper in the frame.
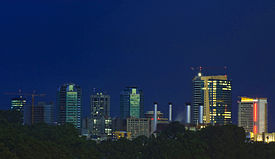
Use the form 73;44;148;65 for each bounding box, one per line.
238;97;268;134
90;92;112;140
120;87;144;119
192;72;232;125
57;83;82;129
11;96;26;112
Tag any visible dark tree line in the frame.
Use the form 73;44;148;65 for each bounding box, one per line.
1;110;275;159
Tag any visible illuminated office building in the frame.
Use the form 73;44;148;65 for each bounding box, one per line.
238;97;267;134
192;73;232;125
11;96;26;112
57;83;82;129
250;132;275;143
127;118;150;139
90;92;112;140
113;131;131;140
120;87;144;119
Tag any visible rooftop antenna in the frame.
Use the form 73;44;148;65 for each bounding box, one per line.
224;66;228;76
191;66;228;76
199;66;202;76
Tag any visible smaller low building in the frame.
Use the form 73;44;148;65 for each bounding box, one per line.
249;132;275;143
113;131;131;140
81;117;92;138
112;117;127;131
144;110;169;134
184;124;207;131
127;118;150;139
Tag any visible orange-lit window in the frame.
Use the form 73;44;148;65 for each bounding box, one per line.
254;103;257;122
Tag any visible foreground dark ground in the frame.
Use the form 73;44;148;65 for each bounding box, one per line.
0;110;275;159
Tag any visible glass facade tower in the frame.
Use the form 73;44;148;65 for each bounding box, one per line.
57;83;81;129
120;87;144;119
192;73;232;125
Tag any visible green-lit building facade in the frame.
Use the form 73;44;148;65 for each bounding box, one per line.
57;83;82;129
120;87;144;119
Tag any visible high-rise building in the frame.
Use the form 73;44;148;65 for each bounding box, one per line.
11;96;26;112
57;83;82;129
238;97;268;134
192;72;232;125
120;87;144;119
90;92;112;140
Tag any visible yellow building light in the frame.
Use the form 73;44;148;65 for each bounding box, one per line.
241;97;258;102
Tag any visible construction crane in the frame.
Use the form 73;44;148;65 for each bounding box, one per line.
4;90;46;124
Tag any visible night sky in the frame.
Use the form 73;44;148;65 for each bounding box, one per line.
1;0;275;131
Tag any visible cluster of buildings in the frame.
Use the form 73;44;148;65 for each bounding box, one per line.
10;85;168;141
185;72;272;143
9;71;273;142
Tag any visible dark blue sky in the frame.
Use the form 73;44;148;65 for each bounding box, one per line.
1;0;275;130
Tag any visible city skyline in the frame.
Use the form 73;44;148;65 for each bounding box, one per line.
2;75;270;128
0;0;275;132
